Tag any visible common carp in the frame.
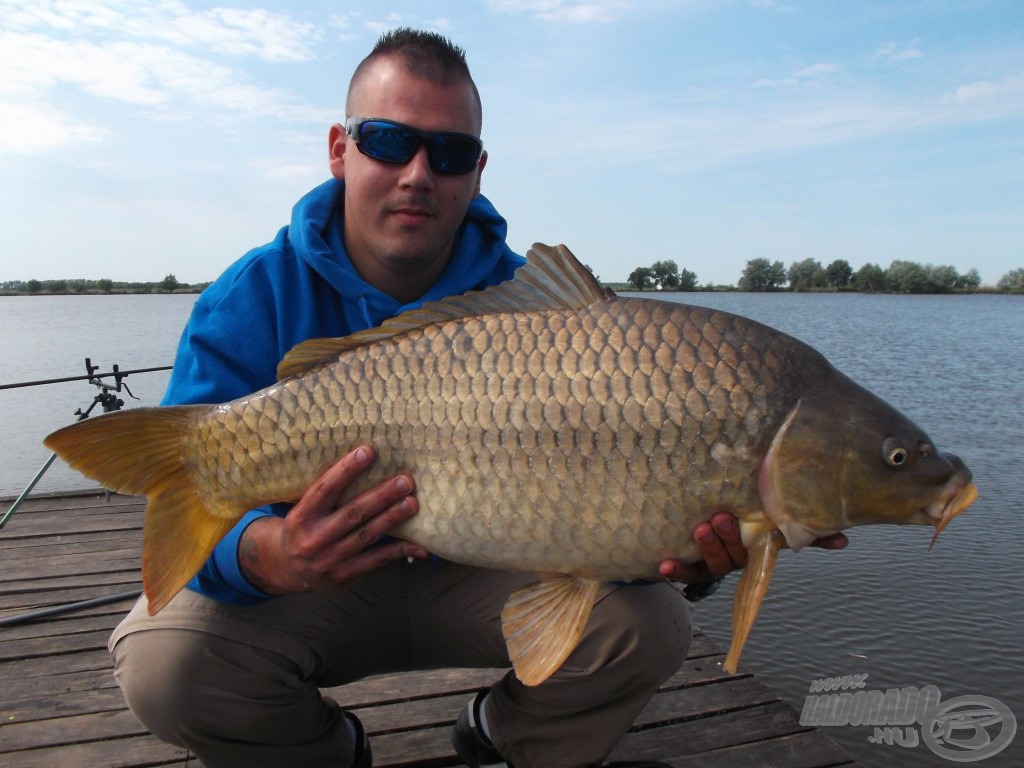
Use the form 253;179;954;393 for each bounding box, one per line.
44;243;978;684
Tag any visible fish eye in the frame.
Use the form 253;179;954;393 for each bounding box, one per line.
882;437;909;468
918;441;933;458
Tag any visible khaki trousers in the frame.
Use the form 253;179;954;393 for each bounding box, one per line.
110;558;691;768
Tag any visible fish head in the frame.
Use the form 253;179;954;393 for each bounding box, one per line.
758;370;978;551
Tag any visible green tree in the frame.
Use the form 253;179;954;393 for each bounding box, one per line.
824;259;853;289
628;267;655;291
160;273;180;293
926;265;959;294
97;278;114;293
678;268;699;292
651;260;680;290
997;268;1024;294
886;260;929;294
956;268;981;291
27;279;41;294
739;258;786;291
854;263;886;292
787;258;822;292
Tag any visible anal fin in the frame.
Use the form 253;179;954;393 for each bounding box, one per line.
723;528;784;674
501;575;601;686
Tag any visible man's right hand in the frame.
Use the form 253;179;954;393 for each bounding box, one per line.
238;445;428;595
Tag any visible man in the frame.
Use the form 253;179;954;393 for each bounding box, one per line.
110;29;842;768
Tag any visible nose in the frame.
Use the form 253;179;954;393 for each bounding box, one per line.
398;145;434;189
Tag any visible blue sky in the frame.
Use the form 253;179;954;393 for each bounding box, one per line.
2;0;1021;287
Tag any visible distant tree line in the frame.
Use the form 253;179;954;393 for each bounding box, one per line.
625;258;1022;294
0;274;212;295
738;258;989;293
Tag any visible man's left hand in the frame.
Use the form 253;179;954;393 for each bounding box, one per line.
658;510;849;584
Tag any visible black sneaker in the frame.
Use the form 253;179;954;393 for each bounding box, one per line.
451;691;672;768
452;690;510;767
342;711;372;768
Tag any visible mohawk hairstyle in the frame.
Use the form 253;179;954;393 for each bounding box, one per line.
347;27;482;124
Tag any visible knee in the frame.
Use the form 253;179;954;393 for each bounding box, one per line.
589;583;692;686
111;629;210;746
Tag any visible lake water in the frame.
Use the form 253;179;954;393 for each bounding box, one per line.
1;291;1021;766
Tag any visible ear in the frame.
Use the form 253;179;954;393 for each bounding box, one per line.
473;150;488;197
328;123;346;180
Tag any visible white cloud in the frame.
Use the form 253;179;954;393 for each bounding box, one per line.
0;100;106;153
0;0;319;61
874;40;924;63
754;61;837;88
748;0;794;12
945;74;1024;118
954;80;1000;103
0;6;334;154
484;0;631;23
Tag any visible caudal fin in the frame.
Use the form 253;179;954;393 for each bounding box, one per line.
44;408;240;614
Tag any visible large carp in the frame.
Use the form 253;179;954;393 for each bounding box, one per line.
45;244;977;684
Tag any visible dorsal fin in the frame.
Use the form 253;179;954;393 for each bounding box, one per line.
276;243;613;380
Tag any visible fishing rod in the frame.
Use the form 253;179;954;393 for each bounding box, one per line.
0;363;171;390
0;590;142;628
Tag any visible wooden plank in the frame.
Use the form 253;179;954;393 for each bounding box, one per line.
0;735;194;768
0;611;125;642
607;700;814;760
670;730;858;768
0;648;114;679
1;708;149;752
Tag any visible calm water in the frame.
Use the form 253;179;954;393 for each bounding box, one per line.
1;291;1021;766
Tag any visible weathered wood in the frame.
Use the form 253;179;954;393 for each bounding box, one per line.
0;493;863;768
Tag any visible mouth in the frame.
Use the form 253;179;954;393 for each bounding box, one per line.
389;200;436;225
927;481;979;549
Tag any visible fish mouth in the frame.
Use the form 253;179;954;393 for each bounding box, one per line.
926;480;979;549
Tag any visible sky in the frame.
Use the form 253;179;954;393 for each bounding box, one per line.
1;0;1022;287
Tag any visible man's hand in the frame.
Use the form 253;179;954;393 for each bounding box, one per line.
239;446;428;595
657;511;850;584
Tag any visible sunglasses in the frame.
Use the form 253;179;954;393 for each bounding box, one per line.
345;117;484;175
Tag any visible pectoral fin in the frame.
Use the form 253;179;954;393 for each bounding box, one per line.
501;575;601;686
723;528;784;674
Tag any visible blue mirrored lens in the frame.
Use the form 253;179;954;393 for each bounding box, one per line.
356;120;481;174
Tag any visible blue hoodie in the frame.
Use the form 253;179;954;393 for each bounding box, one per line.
162;178;525;604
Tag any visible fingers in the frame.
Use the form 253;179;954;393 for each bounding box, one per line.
694;511;747;577
658;511;748;583
287;445;378;526
320;473;417;547
326;539;429;587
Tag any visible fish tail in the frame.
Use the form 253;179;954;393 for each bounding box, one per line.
44;407;239;614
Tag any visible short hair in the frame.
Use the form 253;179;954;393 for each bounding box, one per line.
346;28;483;128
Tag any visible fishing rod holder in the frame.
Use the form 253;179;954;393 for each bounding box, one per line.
75;357;139;417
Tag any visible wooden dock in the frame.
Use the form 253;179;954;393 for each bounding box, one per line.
0;492;863;767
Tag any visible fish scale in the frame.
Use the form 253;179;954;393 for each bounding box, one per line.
44;243;977;684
